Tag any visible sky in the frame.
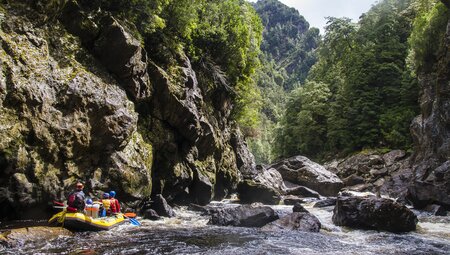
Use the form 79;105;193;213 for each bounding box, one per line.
249;0;379;33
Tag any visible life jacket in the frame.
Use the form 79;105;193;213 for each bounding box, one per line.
111;198;121;213
109;198;117;213
101;198;111;211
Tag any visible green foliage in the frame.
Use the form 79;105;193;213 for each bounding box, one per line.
274;81;331;159
408;0;449;73
253;0;320;90
275;0;421;160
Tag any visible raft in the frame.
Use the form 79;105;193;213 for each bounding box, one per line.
48;211;126;231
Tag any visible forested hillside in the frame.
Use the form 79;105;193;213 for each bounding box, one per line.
274;0;425;161
248;0;320;163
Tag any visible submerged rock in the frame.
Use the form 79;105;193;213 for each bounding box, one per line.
313;198;337;208
293;202;309;213
209;205;278;227
0;227;72;247
271;156;343;196
262;212;321;232
332;196;418;232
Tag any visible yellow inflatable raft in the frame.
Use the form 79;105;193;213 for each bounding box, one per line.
49;211;125;231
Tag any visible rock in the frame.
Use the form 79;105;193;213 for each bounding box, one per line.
142;209;161;220
407;13;450;208
262;212;321;232
270;156;343;196
209;205;278;227
332;196;418;232
283;195;307;205
313;198;337;208
0;227;73;247
93;16;151;100
285;185;321;198
342;174;365;186
423;204;447;216
293;202;309;213
238;166;285;205
383;150;406;166
146;194;175;218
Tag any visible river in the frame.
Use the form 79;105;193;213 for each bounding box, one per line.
1;201;449;255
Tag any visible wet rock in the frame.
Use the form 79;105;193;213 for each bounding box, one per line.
283;195;307;205
238;166;285;205
313;198;337;208
270;156;343;196
332;196;418;232
285;185;321;198
209;205;278;227
293;202;309;213
262;212;321;232
142;209;161;220
142;194;175;218
0;227;72;247
423;204;447;216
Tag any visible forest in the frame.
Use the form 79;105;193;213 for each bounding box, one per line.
249;0;450;163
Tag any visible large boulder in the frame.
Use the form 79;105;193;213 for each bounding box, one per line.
238;165;286;204
262;212;321;232
332;196;418;233
209;205;278;227
271;156;343;196
325;150;412;202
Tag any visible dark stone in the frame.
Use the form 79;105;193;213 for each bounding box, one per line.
293;202;309;213
238;166;285;205
149;194;175;218
313;198;337;208
342;174;365;186
142;209;161;220
283;196;307;205
209;205;278;227
423;204;448;216
262;212;321;232
270;156;343;196
332;196;418;233
285;185;321;198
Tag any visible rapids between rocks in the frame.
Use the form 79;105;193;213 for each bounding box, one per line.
0;201;449;255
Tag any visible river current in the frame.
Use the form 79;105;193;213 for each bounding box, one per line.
1;201;449;255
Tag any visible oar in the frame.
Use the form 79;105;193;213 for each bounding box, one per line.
123;214;141;226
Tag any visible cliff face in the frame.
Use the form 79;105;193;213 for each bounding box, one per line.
409;3;450;208
0;2;253;219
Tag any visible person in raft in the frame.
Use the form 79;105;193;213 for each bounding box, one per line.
67;182;86;213
100;192;111;217
109;190;121;214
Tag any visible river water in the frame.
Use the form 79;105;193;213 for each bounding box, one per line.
1;201;450;255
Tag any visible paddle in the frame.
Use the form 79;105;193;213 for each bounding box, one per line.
123;214;141;226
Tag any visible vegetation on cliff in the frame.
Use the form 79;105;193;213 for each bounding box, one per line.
274;0;425;161
247;0;320;163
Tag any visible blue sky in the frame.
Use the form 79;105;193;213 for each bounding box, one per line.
250;0;379;33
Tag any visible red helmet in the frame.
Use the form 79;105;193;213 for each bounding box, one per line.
76;182;84;189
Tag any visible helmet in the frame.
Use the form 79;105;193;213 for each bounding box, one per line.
86;198;93;205
109;191;116;198
102;193;110;199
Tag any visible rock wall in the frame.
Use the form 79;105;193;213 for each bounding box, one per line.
408;3;450;208
0;1;252;219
